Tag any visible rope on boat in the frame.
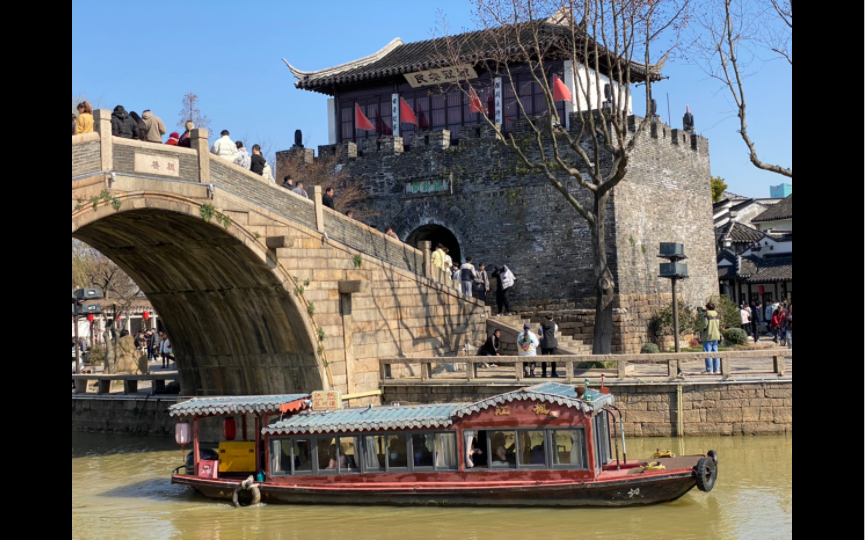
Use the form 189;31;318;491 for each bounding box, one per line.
652;450;675;459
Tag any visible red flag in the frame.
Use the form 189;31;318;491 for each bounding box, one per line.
553;75;572;103
399;98;418;125
355;104;374;131
470;88;484;114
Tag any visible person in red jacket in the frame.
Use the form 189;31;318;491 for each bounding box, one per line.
165;132;180;146
771;308;785;344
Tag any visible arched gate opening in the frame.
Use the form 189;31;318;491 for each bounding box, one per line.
406;225;462;265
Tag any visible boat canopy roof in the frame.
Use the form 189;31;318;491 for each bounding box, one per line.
454;383;614;418
169;395;309;418
263;384;613;436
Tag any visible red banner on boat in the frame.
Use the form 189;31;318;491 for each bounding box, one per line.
355;104;374;131
553;75;572;103
400;98;418;125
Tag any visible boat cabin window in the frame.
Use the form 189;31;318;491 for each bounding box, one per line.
551;430;588;469
466;428;587;471
271;431;459;476
317;437;360;474
490;431;517;469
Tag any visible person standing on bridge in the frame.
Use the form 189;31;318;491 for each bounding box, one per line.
211;130;238;162
165;132;180;146
234;142;252;170
323;188;336;210
111;106;140;139
459;257;479;298
250;144;267;175
178;122;194;148
431;244;448;275
141;110;167;143
291;181;309;199
75;102;94;135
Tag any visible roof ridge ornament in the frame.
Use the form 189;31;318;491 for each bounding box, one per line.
283;38;405;80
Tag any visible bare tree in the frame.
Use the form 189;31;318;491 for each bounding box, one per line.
72;240;143;373
691;0;792;178
277;149;372;218
177;93;212;131
437;0;689;354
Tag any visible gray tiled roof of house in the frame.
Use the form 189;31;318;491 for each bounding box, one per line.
753;195;792;223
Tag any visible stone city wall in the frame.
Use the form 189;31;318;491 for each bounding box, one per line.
309;115;717;353
382;380;792;438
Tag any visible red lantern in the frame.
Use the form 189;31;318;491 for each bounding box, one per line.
87;314;95;323
143;311;150;321
758;286;765;296
223;418;237;441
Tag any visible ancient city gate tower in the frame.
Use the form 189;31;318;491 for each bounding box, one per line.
283;17;719;354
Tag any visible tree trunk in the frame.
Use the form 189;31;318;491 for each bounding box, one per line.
592;193;615;355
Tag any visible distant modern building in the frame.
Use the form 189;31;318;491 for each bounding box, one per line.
770;184;792;199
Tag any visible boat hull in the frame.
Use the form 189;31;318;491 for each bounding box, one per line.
173;472;698;508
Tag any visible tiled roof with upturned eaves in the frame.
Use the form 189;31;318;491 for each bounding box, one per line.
286;18;664;95
169;395;309;418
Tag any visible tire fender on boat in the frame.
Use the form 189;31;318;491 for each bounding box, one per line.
232;476;262;508
695;458;717;493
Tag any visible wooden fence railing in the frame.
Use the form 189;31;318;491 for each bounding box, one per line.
380;349;791;384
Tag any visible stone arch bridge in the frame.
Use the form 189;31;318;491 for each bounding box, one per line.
72;111;486;397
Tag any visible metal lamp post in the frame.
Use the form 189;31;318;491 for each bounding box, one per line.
659;244;689;353
73;289;103;374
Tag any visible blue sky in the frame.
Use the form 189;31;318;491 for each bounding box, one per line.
72;0;791;198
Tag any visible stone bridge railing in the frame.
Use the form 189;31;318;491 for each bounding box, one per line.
72;110;455;286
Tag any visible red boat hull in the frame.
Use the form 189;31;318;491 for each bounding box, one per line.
173;472;698;508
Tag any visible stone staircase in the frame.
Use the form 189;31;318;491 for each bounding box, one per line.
487;315;592;356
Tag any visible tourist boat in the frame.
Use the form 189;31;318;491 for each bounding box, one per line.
169;384;718;508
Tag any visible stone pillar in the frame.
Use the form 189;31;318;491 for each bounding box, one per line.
419;241;432;280
190;129;211;184
312;186;325;233
93;109;113;172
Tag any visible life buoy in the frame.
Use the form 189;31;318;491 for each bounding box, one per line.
695;458;717;493
232;476;262;508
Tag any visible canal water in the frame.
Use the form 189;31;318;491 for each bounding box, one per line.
72;433;791;540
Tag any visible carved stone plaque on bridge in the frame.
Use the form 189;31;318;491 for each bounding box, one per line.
134;153;180;177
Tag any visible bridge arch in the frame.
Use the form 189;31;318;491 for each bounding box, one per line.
73;192;324;396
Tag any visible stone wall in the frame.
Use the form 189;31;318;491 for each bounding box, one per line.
312;115;717;353
113;140;201;183
72;395;180;437
72;139;102;178
382;380;792;437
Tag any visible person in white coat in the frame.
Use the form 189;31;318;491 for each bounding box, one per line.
160;335;174;370
211;130;238;162
517;323;540;378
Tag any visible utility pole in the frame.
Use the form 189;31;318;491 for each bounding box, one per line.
659;243;689;355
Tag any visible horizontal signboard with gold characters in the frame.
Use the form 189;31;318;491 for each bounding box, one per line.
404;65;479;88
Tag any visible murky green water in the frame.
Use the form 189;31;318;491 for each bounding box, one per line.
72;433;791;540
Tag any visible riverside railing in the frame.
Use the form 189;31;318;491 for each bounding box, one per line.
380;349;792;384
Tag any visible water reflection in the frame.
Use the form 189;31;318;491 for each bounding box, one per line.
72;433;791;540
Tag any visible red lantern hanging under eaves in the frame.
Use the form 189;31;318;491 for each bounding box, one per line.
143;311;151;321
87;314;95;323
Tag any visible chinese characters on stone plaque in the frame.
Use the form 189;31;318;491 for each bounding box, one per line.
134;153;180;177
404;65;480;88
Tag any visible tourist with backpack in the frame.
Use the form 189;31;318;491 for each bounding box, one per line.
493;266;516;316
697;302;722;374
